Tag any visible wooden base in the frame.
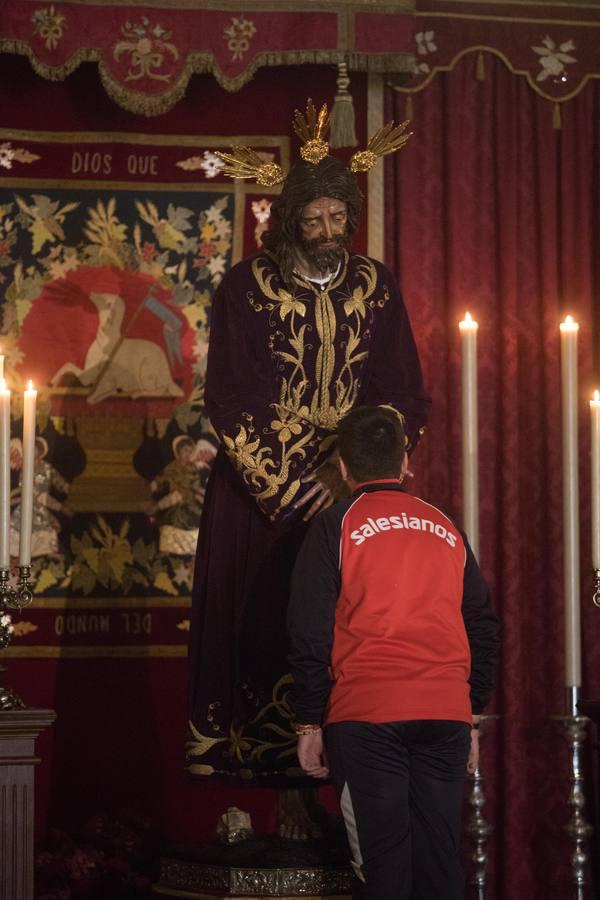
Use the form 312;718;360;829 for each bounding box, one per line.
0;707;56;900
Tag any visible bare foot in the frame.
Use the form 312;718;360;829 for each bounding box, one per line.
277;788;324;841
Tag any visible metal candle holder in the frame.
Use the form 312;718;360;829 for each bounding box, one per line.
553;687;593;900
465;715;498;899
0;564;34;710
592;569;600;608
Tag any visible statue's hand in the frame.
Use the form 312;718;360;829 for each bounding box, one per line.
293;478;333;522
311;451;350;503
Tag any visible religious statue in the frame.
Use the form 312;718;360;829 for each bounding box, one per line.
187;101;431;838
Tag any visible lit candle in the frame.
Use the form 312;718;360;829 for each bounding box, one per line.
459;312;479;558
19;380;37;568
560;316;581;689
591;390;600;571
0;379;10;569
0;351;4;381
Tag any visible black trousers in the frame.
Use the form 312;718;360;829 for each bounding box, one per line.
325;720;471;900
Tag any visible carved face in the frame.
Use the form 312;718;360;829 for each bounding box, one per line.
298;197;348;272
299;197;348;244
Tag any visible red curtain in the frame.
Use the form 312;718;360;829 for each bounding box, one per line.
386;54;600;898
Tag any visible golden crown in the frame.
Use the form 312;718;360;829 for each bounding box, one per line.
216;99;412;187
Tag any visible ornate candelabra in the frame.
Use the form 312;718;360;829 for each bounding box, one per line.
592;569;600;608
465;715;498;899
0;564;34;710
553;687;593;900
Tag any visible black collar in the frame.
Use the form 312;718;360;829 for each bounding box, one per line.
352;480;406;496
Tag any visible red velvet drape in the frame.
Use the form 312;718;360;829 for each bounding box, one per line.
386;54;600;899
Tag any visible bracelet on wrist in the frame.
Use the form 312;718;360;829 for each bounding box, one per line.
471;722;480;730
293;722;322;735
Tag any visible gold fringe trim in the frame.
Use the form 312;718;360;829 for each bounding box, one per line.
0;39;414;116
553;102;562;129
476;50;486;81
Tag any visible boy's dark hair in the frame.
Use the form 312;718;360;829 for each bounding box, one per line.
337;406;406;483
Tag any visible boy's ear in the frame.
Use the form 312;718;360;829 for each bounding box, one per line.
401;451;409;477
338;457;350;482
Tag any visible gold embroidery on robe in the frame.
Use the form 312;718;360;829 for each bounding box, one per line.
220;255;388;517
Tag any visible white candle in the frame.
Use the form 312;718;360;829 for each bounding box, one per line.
591;390;600;571
560;316;581;688
0;379;10;569
19;380;37;568
459;312;479;558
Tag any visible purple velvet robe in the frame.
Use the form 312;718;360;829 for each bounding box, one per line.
187;252;430;782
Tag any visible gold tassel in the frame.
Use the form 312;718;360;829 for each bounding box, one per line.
330;61;358;149
476;51;486;81
405;94;414;120
553;102;562;130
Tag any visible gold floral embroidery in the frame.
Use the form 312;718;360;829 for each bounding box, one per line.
114;18;179;83
224;17;257;63
221;256;387;516
186;675;297;774
32;5;66;51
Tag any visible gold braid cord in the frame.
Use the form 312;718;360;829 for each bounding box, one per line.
350;120;413;173
293;98;330;165
217;146;285;187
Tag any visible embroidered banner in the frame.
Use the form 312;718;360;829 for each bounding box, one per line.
0;127;287;657
0;0;415;114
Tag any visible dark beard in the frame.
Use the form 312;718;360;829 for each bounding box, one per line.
301;235;347;274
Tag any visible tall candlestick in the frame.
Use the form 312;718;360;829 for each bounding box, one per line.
591;390;600;572
459;312;479;558
19;380;37;568
0;379;10;570
560;316;581;692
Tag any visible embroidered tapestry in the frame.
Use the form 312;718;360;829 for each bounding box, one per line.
0;126;288;659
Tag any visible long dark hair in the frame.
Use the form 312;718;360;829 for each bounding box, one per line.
261;156;363;284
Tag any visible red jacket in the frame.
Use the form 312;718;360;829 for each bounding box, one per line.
288;481;500;726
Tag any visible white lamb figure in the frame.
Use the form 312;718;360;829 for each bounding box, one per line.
51;292;184;404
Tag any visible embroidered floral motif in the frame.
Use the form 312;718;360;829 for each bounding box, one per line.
251;198;272;247
187;675;297;775
0;142;40;170
252;198;272;225
224;16;257;63
9;620;38;637
416;31;437;56
114;17;179;83
199;151;225;179
31;5;66;51
412;30;437;75
0;143;14;170
175;151;225;177
532;35;577;83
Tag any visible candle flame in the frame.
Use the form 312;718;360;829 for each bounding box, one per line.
459;311;478;331
594;390;600;402
560;315;579;333
27;380;34;391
